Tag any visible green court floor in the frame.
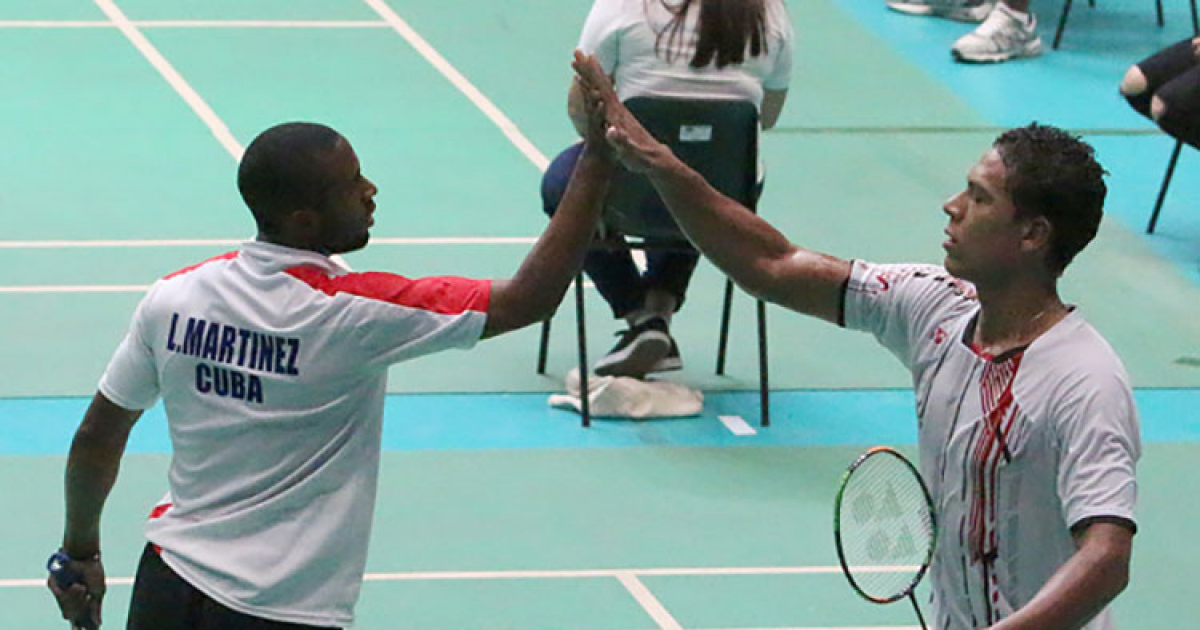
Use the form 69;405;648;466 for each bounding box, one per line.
3;0;1199;628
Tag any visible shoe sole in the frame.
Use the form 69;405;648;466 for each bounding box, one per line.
647;356;683;374
951;40;1043;63
594;331;672;378
887;2;993;22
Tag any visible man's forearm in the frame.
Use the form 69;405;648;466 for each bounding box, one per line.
990;533;1130;630
63;395;138;557
644;155;798;300
508;145;613;313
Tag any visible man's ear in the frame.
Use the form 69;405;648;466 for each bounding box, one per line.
1022;215;1053;254
289;208;323;240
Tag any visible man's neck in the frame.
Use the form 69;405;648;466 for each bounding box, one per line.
973;280;1067;357
256;233;326;255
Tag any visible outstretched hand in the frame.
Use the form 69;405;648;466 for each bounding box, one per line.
571;51;670;174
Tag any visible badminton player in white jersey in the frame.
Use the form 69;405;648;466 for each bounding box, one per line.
575;56;1138;629
47;68;615;628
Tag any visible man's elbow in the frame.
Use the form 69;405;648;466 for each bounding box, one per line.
1100;551;1130;597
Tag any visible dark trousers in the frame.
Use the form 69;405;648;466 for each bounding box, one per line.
1127;38;1200;149
541;142;701;319
127;544;340;630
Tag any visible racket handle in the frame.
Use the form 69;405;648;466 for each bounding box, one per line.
47;553;99;630
908;591;928;630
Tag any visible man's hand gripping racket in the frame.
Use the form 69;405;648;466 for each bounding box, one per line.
47;551;105;629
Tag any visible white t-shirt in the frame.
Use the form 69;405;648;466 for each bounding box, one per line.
577;0;794;108
99;240;490;627
842;261;1139;630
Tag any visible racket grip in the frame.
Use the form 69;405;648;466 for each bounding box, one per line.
48;554;99;629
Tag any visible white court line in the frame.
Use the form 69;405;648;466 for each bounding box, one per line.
705;624;912;628
0;285;150;294
93;0;244;161
0;237;537;249
361;0;549;172
136;20;389;28
616;572;683;630
0;20;111;27
0;564;915;587
719;415;758;436
0;20;389;28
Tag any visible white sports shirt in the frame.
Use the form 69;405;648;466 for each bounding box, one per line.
842;261;1139;630
99;240;490;627
578;0;794;108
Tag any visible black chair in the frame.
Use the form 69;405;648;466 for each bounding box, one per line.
1054;0;1199;50
537;97;770;428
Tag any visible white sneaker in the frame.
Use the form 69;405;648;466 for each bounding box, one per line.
951;3;1043;63
887;0;994;23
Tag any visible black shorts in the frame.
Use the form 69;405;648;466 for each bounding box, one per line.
127;544;341;630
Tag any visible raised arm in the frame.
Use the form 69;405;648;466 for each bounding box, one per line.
988;521;1133;630
573;54;849;324
483;54;615;338
49;392;143;628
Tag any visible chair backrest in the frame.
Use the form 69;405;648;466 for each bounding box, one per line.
604;97;759;240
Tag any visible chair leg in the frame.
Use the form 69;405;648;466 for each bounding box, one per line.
1156;0;1164;27
574;273;590;427
756;299;770;427
716;278;734;375
536;319;551;374
1052;0;1073;50
1147;140;1183;234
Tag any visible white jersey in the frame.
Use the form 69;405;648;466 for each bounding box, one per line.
99;240;489;627
578;0;793;108
842;261;1139;630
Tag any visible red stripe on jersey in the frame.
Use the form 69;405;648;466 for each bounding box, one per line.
285;266;490;315
163;251;238;280
148;503;172;520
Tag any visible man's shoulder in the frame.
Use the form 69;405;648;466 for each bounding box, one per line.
849;261;978;303
1018;312;1133;408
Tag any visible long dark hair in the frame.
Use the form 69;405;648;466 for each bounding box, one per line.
654;0;769;69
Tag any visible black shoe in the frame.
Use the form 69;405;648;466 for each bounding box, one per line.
594;317;672;378
648;337;682;374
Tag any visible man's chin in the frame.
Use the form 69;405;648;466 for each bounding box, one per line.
331;233;370;255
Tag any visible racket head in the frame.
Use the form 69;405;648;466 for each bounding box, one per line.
833;446;936;604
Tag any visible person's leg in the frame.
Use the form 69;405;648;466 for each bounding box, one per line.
541;143;646;320
951;0;1042;63
886;0;994;23
1122;38;1198;120
1151;63;1200;150
126;544;204;630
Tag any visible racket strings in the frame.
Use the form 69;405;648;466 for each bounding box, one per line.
837;453;935;600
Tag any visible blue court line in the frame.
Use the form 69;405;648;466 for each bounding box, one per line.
2;388;1197;456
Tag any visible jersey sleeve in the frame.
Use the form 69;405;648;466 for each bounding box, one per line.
285;268;490;369
577;0;623;74
1052;371;1140;531
763;1;794;90
98;292;162;410
841;261;976;370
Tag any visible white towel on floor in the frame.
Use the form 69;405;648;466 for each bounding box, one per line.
548;368;703;419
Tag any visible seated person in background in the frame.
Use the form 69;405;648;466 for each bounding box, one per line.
886;0;1042;64
541;0;793;379
1121;38;1200;149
